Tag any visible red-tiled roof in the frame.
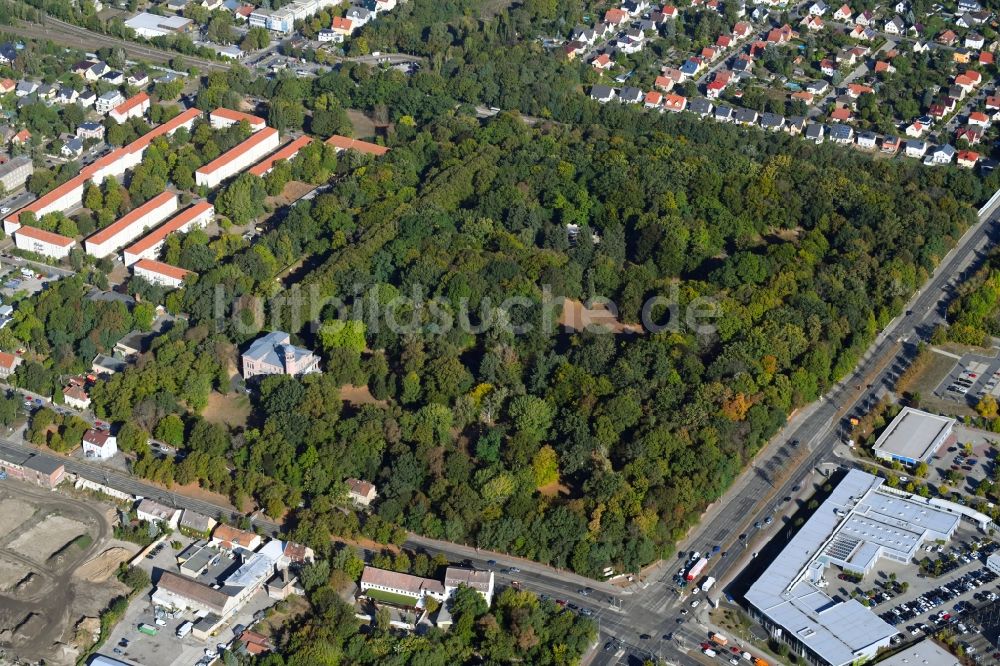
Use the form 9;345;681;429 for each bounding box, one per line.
124;202;213;257
197;127;279;176
134;258;192;281
248;135;313;177
111;92;149;117
332;16;353;30
16;225;74;247
87;191;176;245
0;352;18;369
324;134;389;156
210;107;265;127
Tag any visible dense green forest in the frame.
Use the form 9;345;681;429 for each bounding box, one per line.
945;249;1000;346
15;109;978;576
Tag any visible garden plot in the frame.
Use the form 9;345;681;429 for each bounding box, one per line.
8;514;87;563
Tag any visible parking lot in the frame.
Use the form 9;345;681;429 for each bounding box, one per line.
851;535;1000;656
935;353;1000;406
103;535;275;666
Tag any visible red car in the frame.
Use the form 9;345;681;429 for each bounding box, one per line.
701;643;713;651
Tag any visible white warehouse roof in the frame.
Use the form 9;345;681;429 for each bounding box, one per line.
745;469;960;666
871;407;955;462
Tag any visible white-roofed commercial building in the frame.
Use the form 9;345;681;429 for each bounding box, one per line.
195;127;280;189
874;638;959;666
124;12;193;38
85;191;178;258
871;407;956;465
745;469;960;666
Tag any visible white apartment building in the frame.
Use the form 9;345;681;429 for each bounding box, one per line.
85;191;178;258
195;127;280;189
14;225;75;258
122;202;214;265
133;258;192;288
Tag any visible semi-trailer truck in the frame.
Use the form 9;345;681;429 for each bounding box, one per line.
686;557;708;581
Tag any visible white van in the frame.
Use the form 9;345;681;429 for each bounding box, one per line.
176;621;193;638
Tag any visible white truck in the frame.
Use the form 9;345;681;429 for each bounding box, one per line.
701;576;717;592
176;621;193;638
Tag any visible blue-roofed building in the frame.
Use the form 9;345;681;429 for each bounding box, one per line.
241;331;320;379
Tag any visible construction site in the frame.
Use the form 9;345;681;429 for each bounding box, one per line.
0;480;138;665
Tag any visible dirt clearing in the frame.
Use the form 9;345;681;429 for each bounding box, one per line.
559;298;645;334
74;546;137;583
340;384;387;407
0;498;36;536
0;557;32;592
203;390;252;428
9;515;87;563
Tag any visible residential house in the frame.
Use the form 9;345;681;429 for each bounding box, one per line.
766;24;795;44
966;32;985;49
77;122;105;141
78;90;96;108
604;8;627;25
734;107;759;125
127;71;149;87
881;135;901;153
820;59;837;76
732;21;752;38
786;116;806;135
957;150;980;168
644;91;664;109
688;98;714;117
63;383;90;410
211;523;262;551
716;34;732;48
96;90;125;114
760;112;785;130
0;352;21;379
809;1;828;15
15;80;38;97
346;478;378;506
101;71;124;86
854;9;874;25
953;48;973;64
619;87;644;104
180;509;218;535
956;12;976;28
968;111;990;127
830;107;853;122
570;27;597;45
714;105;734;122
590;84;616;103
805;123;826;143
0;42;17;65
136;498;181;528
345;7;372;26
905;139;928;158
833;4;852;20
242;331;321;380
912;41;929;53
55;87;78;105
82;429;118;460
930;144;956;164
874;60;896;74
802;16;824;30
0;79;13;94
956;126;983;145
806;80;830;95
979;51;994;66
938;30;958;46
829;123;854;143
791;91;815;105
706;80;726;98
331;16;354;36
61;138;84;159
856;131;877;149
654;75;675;92
592;53;614;71
444;567;495;605
884;16;905;34
959;0;982;12
664;94;687;112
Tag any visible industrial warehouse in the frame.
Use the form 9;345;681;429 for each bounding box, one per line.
745;469;965;666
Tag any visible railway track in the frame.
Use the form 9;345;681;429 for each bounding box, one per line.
18;16;230;72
